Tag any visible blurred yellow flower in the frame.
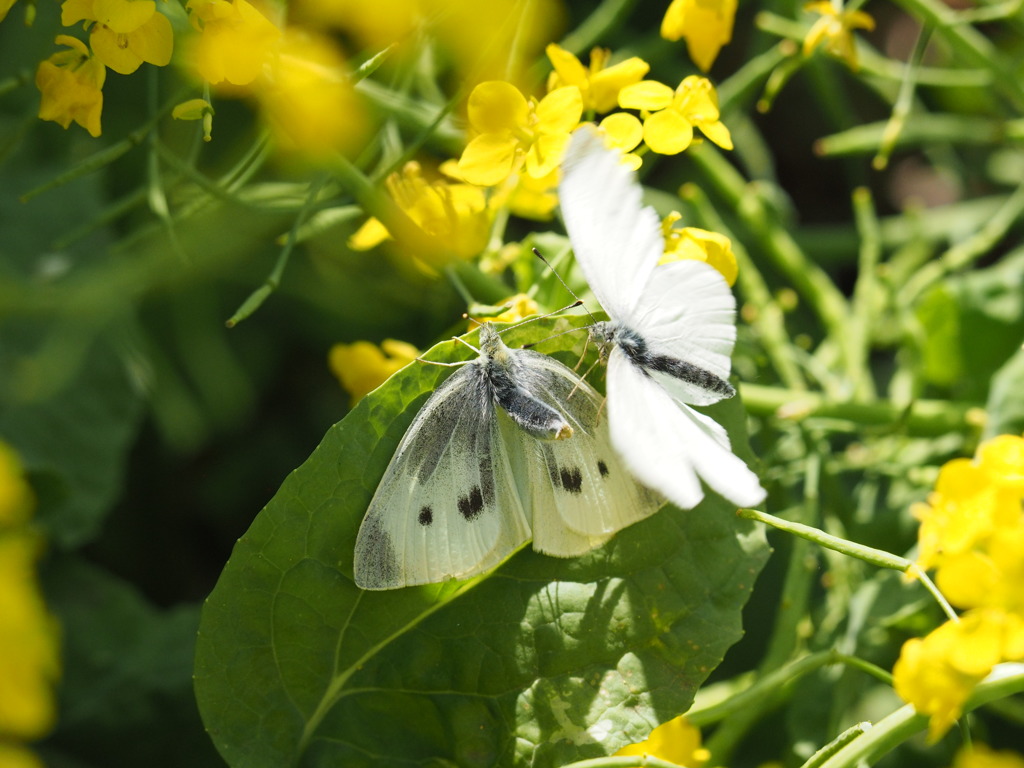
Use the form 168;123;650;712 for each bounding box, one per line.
615;715;710;766
329;339;420;403
486;294;539;324
545;44;649;114
457;81;583;187
0;744;44;768
803;1;875;71
953;744;1024;768
185;0;280;86
349;161;490;268
294;0;420;52
894;609;1023;742
1;0;19;22
61;0;173;75
661;0;737;72
618;75;732;155
0;532;60;743
255;29;369;158
660;213;738;286
35;35;106;137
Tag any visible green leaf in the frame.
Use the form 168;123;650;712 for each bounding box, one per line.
985;342;1024;438
40;556;221;768
0;320;143;548
194;317;769;767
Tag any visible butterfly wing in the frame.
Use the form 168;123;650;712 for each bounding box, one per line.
354;364;531;590
559;125;664;321
506;349;664;556
634;259;738;406
606;349;766;510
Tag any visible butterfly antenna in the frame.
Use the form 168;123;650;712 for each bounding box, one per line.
531;247;599;326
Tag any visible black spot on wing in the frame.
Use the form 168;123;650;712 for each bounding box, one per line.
559;466;584;495
458;486;485;521
418;506;433;526
597;460;610;478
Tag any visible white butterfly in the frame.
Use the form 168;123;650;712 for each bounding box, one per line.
558;126;766;511
354;322;663;590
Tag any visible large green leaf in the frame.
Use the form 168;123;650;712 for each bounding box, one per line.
194;318;769;767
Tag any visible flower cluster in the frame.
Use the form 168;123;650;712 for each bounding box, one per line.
0;442;60;768
329;339;420;404
36;0;173;136
894;434;1024;741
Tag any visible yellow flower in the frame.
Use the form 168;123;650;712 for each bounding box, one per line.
506;169;561;220
894;609;1024;742
1;0;19;22
349;161;490;268
598;112;644;170
61;0;173;75
35;35;106;138
661;0;737;72
329;339;420;403
545;44;649;114
618;75;732;155
483;294;539;325
0;743;44;768
457;81;583;187
803;1;875;72
660;214;738;286
172;98;214;141
185;0;281;86
953;744;1024;768
255;29;369;158
615;716;710;766
0;531;60;742
1;443;34;528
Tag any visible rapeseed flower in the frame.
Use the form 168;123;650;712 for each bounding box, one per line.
894;433;1024;741
614;716;709;765
255;29;368;158
61;0;172;75
185;0;280;86
803;1;875;71
660;213;738;286
349;161;490;268
457;81;582;187
953;744;1024;768
0;442;60;753
329;339;420;403
618;75;732;155
545;44;649;114
35;35;106;137
660;0;737;72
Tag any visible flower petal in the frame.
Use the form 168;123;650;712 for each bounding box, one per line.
618;79;674;111
91;25;144;74
535;85;582;134
457;133;519;186
697;119;733;150
525;131;571;178
93;0;155;34
643;109;693;155
589;56;650;113
131;11;173;67
467;81;528;134
545;43;588;88
599;112;643;152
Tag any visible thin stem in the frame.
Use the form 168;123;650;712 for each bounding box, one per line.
873;24;932;170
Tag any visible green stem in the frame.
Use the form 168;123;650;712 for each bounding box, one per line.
561;757;685;768
816;664;1024;768
849;187;880;399
799;722;873;768
557;0;638;55
688;144;854;397
225;175;328;327
739;382;983;436
815;115;1022;157
873;25;931;171
738;508;910;571
682;184;807;390
899;180;1024;304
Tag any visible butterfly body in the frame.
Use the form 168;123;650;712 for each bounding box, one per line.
354;322;662;590
559;126;766;510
